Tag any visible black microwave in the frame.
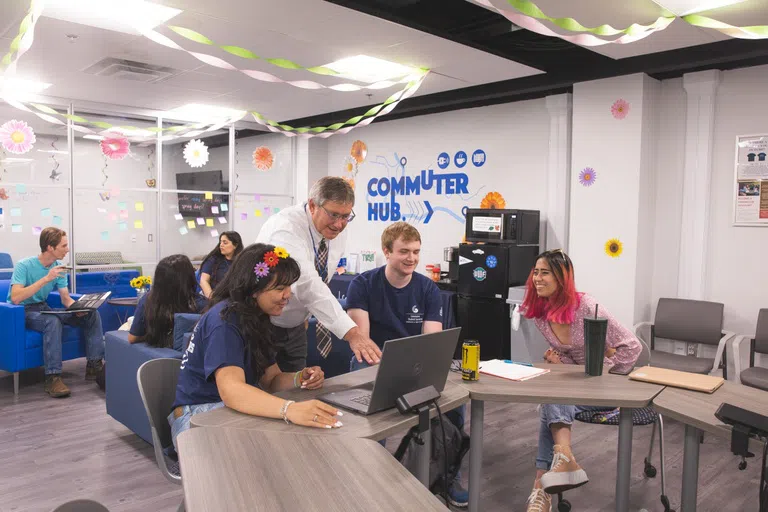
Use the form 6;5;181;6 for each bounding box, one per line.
464;208;540;245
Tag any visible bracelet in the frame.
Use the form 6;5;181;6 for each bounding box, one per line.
293;370;303;389
280;400;295;424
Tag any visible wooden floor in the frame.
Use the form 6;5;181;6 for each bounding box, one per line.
0;359;761;512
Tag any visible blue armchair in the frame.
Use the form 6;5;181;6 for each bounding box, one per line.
0;279;97;395
0;252;12;280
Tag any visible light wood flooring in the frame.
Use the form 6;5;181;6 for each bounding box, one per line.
0;359;762;511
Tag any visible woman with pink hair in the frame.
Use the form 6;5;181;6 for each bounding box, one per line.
521;249;641;512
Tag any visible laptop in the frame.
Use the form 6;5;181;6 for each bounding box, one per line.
40;291;112;314
629;365;725;394
319;327;461;415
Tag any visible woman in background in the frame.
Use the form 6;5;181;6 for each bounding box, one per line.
128;254;207;347
169;243;341;449
522;249;641;512
199;231;243;298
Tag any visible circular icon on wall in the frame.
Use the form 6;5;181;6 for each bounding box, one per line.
472;149;486;167
473;267;487;281
400;156;408;167
437;152;450;169
454;150;468;168
485;255;497;269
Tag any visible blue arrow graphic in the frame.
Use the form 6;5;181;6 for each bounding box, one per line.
424;201;434;224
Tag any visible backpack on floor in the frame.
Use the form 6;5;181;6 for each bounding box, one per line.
393;414;470;493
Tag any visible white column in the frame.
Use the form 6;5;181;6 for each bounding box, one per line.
678;70;720;299
545;93;572;251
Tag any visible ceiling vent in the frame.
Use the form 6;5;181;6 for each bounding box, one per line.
83;58;180;83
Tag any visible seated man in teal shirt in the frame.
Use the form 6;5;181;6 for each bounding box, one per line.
8;227;104;398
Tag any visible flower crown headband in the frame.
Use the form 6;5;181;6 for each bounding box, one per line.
254;247;289;281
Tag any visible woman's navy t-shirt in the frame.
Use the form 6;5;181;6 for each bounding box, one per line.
129;293;208;338
200;257;232;288
172;300;275;409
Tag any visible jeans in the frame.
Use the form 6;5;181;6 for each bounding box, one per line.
536;404;610;470
168;401;225;452
24;302;105;375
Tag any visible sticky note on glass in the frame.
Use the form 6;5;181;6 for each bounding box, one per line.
264;206;271;213
210;229;219;238
211;206;219;214
16;184;26;194
119;211;128;219
109;213;117;221
205;192;213;200
255;209;262;217
274;208;280;213
220;204;228;212
134;220;143;229
205;218;214;227
101;231;109;241
41;208;51;217
33;226;42;235
135;202;144;212
187;220;196;229
53;215;62;226
118;222;127;231
179;227;188;235
174;213;183;221
254;194;261;202
12;224;22;233
111;188;121;197
11;207;21;217
118;202;127;210
196;217;205;226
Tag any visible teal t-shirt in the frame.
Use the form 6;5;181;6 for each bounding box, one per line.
7;256;69;305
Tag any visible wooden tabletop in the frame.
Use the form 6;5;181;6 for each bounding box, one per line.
191;365;469;440
177;428;447;512
653;382;768;447
450;364;665;407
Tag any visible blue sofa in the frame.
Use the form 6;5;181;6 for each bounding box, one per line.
0;279;100;395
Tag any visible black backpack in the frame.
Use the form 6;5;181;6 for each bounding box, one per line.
393;414;470;493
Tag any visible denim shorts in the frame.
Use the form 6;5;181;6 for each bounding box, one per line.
167;401;225;451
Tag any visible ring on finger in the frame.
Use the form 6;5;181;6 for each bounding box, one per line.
313;414;318;422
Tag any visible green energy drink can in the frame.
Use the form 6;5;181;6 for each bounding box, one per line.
462;340;480;381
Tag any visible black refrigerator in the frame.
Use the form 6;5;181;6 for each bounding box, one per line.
455;243;539;360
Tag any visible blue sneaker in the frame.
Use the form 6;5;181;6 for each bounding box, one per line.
448;479;469;508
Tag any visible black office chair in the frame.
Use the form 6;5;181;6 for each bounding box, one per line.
735;309;768;390
137;358;184;512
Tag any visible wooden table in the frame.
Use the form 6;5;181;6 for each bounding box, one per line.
177;428;447;512
653;382;768;512
456;364;665;512
191;365;469;485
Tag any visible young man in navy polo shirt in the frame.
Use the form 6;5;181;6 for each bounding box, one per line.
345;222;468;508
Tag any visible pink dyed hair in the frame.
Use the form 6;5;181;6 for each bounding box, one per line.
521;249;581;325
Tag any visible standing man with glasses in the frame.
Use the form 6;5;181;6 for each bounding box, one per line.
256;176;382;372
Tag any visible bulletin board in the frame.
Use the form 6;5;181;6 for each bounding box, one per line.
733;134;768;226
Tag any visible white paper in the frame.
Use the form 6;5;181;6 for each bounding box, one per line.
479;359;549;381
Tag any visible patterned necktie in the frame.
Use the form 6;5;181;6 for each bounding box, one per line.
314;238;332;358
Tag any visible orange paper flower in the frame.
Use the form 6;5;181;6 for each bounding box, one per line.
252;146;274;171
350;140;367;164
480;191;506;209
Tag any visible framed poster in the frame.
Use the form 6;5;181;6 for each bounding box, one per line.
733;135;768;226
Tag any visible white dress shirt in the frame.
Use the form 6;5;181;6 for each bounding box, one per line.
256;203;356;338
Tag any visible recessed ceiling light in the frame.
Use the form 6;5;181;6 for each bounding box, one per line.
43;0;182;36
323;55;418;84
652;0;749;16
0;77;52;95
166;104;247;123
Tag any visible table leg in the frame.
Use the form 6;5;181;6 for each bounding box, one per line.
417;425;431;487
615;407;634;512
681;424;701;512
469;399;484;512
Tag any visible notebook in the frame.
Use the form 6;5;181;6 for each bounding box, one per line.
479;359;550;382
629;365;724;394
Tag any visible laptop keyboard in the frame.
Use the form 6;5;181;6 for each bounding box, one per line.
350;393;372;406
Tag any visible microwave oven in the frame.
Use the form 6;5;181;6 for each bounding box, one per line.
464;208;540;245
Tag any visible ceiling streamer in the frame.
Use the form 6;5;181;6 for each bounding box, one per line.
682;15;768;39
0;0;43;75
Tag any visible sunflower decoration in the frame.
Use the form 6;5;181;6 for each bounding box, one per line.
605;238;623;258
480;191;506;210
274;246;289;259
350;140;367;164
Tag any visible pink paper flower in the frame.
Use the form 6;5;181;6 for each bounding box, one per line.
100;134;130;160
611;99;630;120
579;167;597;187
0;120;36;154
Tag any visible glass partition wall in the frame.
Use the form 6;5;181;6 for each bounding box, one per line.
0;100;295;292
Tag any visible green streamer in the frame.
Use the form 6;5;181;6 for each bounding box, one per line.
683;14;768;38
0;0;37;71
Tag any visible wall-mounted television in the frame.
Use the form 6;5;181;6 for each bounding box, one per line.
176;170;228;218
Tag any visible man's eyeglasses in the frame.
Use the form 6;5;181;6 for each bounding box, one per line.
320;204;356;223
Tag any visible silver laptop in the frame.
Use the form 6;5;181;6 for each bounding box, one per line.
319;328;461;415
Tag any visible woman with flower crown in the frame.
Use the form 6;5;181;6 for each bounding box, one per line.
168;243;342;450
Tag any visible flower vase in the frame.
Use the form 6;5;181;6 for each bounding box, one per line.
136;288;147;300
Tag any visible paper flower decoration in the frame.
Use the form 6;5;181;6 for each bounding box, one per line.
350;140;367;164
605;238;623;258
264;251;279;268
343;155;355;173
184;139;209;168
254;262;269;278
0;120;36;154
0;188;8;200
274;247;288;259
480;191;506;209
252;146;274;171
100;134;130;160
611;99;630;120
342;176;355;190
579;167;597;187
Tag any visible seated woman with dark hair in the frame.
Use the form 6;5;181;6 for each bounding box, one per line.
168;243;342;449
128;254;207;347
199;231;243;298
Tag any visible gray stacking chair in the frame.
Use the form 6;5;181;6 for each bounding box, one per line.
137;358;184;512
51;500;109;512
734;309;768;390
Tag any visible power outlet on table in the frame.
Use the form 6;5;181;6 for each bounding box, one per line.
686;343;697;357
